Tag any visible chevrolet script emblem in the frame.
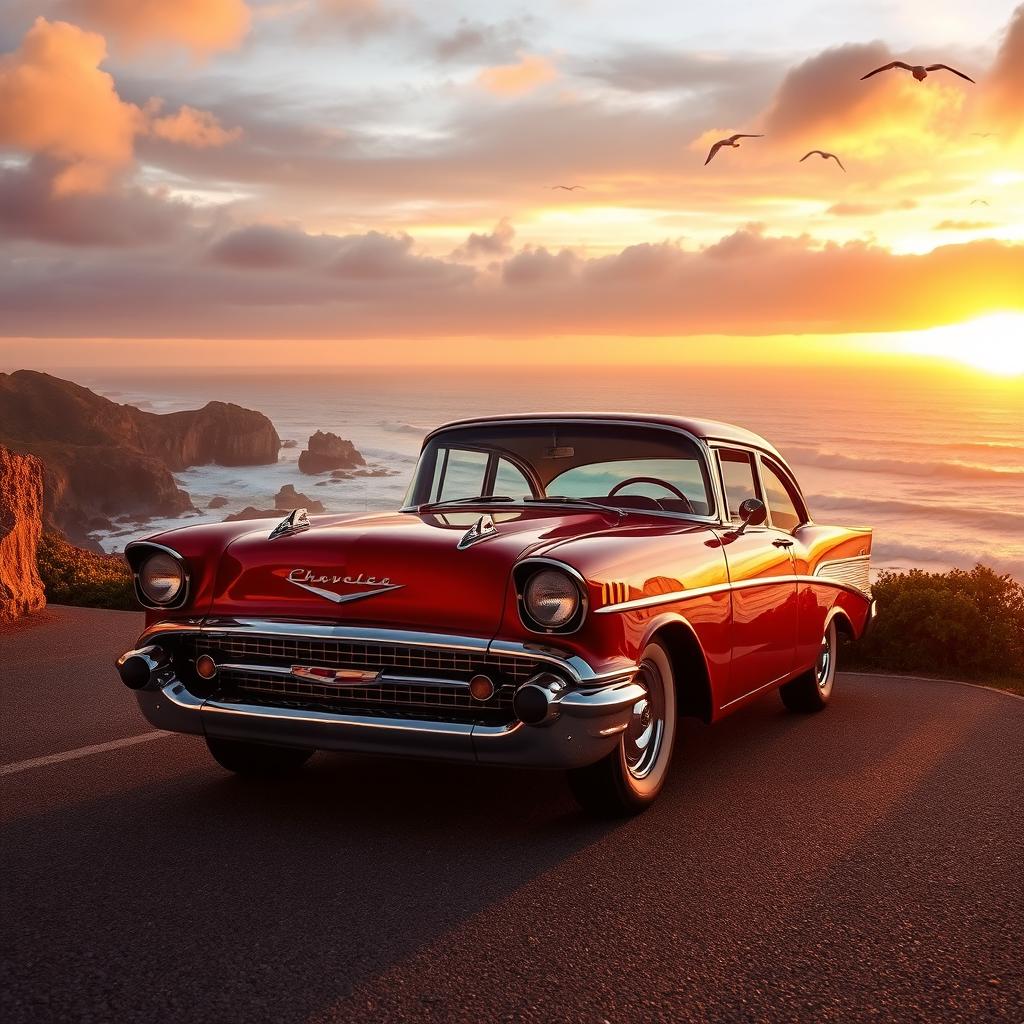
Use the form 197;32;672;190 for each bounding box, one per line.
284;568;404;605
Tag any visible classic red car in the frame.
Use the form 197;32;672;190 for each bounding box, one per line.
117;414;875;815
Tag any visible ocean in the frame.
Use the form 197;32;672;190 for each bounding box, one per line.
72;363;1024;580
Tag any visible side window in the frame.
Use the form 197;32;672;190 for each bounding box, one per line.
718;449;760;521
431;448;488;501
494;457;532;498
761;459;803;532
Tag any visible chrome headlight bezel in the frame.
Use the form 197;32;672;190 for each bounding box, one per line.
515;559;588;634
126;542;190;609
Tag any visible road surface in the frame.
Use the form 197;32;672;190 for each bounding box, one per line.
2;606;1022;1023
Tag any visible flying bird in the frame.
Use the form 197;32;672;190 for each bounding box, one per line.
704;134;764;165
970;199;990;206
800;149;846;171
861;61;974;83
548;185;586;190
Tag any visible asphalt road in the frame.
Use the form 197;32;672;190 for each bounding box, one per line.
2;606;1022;1024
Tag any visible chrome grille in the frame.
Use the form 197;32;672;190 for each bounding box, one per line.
221;668;516;719
180;632;540;724
188;634;539;683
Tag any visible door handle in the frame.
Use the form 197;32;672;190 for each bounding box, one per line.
772;538;794;548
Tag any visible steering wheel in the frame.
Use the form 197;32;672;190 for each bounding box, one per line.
607;476;691;503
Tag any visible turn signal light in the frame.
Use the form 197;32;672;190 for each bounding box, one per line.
469;674;495;701
195;654;218;680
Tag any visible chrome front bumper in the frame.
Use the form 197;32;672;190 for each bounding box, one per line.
126;619;643;770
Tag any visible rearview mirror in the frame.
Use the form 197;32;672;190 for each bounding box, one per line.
735;498;767;535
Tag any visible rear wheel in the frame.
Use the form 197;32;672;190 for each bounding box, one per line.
206;737;314;776
780;618;837;713
567;641;677;817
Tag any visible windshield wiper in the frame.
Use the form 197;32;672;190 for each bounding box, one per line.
525;496;628;519
420;495;516;511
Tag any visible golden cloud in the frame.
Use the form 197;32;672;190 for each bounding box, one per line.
0;19;242;193
57;0;251;56
477;53;557;96
147;102;243;148
0;18;141;193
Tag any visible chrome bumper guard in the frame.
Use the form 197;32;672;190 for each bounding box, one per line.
126;619;643;770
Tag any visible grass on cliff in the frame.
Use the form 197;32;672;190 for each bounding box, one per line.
842;565;1024;695
37;532;138;611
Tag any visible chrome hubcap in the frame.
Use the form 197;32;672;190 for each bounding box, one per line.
624;662;665;779
816;628;833;689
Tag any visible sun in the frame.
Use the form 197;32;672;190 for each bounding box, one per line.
899;314;1024;376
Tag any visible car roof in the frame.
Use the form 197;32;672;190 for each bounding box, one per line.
428;412;785;462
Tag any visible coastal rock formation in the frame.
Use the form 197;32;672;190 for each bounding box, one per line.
0;446;46;622
208;496;229;509
138;402;280;470
274;484;325;512
224;507;285;522
298;430;366;475
0;370;280;548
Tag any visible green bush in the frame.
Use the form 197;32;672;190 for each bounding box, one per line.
843;565;1024;686
37;532;138;611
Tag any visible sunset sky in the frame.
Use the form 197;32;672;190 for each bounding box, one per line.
1;0;1023;360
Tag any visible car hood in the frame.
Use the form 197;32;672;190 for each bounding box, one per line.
206;507;618;634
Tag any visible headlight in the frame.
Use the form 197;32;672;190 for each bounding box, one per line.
524;569;581;629
138;552;185;605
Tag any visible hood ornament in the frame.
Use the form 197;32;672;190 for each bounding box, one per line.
458;513;498;550
269;507;311;540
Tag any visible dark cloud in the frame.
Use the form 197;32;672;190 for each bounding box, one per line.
433;17;530;63
0;158;185;246
208;224;334;269
580;48;782;94
986;4;1024;129
2;226;1020;339
450;218;515;260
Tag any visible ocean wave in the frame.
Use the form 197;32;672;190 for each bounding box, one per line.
376;419;431;436
872;540;1024;580
787;446;1022;480
808;495;1024;531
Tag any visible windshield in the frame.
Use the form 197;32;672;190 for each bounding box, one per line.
406;421;714;517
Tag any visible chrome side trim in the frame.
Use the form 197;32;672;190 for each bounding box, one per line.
596;573;873;614
815;555;872;598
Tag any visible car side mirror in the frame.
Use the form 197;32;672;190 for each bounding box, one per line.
735;498;767;535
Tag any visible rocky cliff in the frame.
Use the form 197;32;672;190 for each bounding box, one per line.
0;445;46;622
298;430;366;474
0;370;281;547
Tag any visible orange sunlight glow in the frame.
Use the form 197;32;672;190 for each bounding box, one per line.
896;314;1024;375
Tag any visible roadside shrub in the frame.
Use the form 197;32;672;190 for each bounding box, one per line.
843;565;1024;684
37;532;138;611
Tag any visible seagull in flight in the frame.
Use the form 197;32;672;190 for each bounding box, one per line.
800;150;846;171
704;134;764;165
548;185;586;191
861;61;974;83
969;199;990;206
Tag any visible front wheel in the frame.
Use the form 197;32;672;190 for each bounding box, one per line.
567;641;677;817
206;737;314;777
780;618;837;713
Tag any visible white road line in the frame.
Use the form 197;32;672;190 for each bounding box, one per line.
841;671;1024;702
0;731;169;777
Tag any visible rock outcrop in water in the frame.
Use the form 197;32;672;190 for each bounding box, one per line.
298;430;365;475
0;445;46;622
0;370;281;548
274;484;325;512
